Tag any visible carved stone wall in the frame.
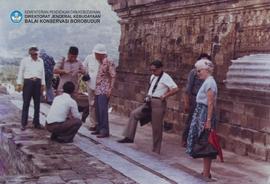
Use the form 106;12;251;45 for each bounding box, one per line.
108;0;270;161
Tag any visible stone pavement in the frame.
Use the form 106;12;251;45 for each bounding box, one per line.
0;94;137;184
107;114;270;184
10;96;203;184
1;92;270;184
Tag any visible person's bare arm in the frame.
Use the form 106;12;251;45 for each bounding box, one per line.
205;89;214;129
160;87;179;101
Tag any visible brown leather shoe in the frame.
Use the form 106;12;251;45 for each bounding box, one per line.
117;137;134;143
96;134;109;138
34;124;43;129
89;127;97;131
91;131;100;135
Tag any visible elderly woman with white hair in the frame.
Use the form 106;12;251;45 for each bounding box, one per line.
186;58;217;179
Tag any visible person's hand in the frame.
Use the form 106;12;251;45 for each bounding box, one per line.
41;85;45;95
184;104;190;113
78;69;85;74
160;95;166;101
60;69;69;75
106;89;112;98
15;84;22;92
204;120;211;130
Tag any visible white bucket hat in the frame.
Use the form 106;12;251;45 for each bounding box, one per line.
92;44;107;55
195;58;214;70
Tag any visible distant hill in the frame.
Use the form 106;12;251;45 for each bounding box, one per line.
0;57;21;66
0;0;120;63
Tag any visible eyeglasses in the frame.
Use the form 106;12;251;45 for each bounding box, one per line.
31;53;38;56
150;68;158;72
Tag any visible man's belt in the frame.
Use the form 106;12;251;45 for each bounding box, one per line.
26;77;41;81
151;96;161;100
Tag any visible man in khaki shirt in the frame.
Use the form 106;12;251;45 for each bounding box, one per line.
54;46;84;96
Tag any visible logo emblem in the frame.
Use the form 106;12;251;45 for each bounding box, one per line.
10;10;23;23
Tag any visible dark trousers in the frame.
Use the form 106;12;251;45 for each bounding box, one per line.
78;105;89;123
95;95;109;135
182;96;197;143
46;118;82;143
21;79;41;127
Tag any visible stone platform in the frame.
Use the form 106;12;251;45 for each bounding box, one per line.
0;94;136;184
0;92;270;184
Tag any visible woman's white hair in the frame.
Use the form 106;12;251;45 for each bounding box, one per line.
195;58;214;70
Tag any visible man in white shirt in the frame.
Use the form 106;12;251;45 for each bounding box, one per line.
46;81;82;143
118;60;179;154
82;44;101;131
16;47;45;131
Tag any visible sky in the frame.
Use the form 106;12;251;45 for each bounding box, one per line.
0;0;120;61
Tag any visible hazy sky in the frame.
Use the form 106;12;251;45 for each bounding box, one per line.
0;0;120;60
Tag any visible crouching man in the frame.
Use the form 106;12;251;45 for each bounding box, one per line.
46;81;82;143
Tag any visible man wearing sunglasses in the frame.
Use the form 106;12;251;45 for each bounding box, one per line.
16;47;45;131
118;60;178;154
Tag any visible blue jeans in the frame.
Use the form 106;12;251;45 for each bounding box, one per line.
95;95;109;135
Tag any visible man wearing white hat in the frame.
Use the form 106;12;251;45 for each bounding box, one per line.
82;44;102;131
90;44;116;138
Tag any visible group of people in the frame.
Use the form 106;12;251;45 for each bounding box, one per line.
16;45;217;179
16;44;116;141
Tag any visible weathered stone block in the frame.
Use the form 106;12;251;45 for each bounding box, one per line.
216;123;231;137
247;144;267;161
240;129;253;144
223;138;235;152
253;132;266;145
219;109;230;123
244;104;255;116
245;116;260;131
232;103;245;114
229;126;241;138
267;149;270;162
259;118;270;133
266;134;270;145
220;100;234;111
231;112;242;126
254;106;270;119
234;141;247;156
37;176;65;184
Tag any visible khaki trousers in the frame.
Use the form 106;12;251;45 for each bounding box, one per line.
87;86;97;128
123;98;166;153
